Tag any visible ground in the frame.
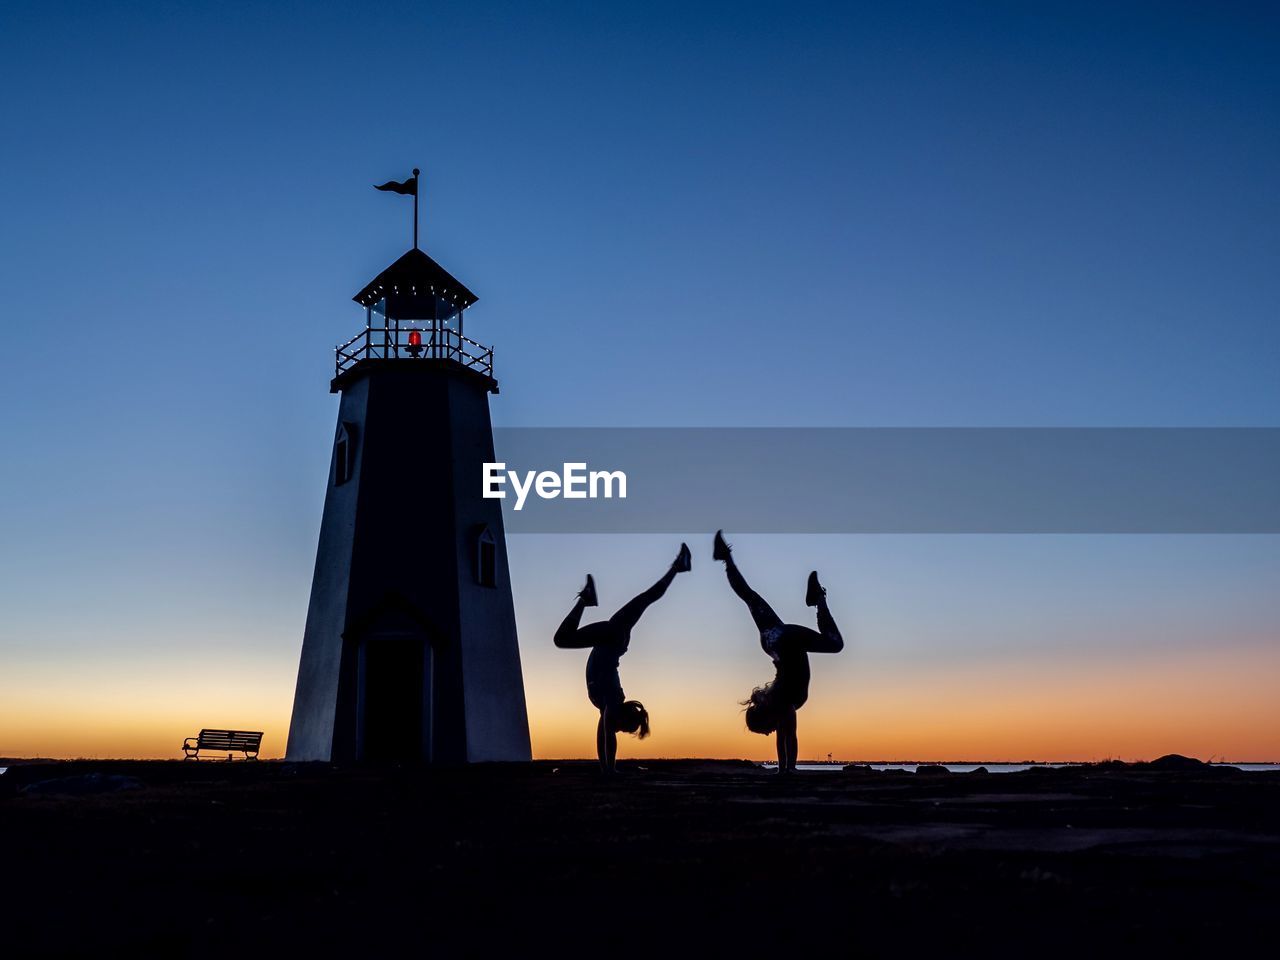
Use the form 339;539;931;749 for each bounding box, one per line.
1;759;1276;957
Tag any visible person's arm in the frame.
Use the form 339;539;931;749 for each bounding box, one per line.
776;708;798;773
597;708;618;774
785;709;799;772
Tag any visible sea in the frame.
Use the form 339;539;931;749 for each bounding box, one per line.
764;762;1280;773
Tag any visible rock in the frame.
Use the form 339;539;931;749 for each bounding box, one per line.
914;764;951;776
968;766;989;775
1148;754;1206;771
841;764;876;774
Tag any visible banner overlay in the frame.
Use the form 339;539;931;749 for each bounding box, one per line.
488;428;1280;533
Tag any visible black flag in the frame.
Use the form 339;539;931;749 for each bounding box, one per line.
374;168;422;248
374;176;417;195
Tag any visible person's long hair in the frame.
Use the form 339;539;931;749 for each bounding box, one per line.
741;681;781;735
617;700;650;739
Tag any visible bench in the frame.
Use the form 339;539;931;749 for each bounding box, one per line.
182;729;263;761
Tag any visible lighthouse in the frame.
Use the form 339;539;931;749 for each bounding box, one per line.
286;176;532;763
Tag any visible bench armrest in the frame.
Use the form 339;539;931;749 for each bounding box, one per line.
183;738;199;747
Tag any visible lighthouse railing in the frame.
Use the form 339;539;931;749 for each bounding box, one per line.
335;325;494;379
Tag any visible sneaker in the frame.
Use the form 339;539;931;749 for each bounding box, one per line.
674;542;692;572
579;574;598;607
713;529;732;562
805;571;826;607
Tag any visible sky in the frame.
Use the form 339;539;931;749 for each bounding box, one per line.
1;1;1277;760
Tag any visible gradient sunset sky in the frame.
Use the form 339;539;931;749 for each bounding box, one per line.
1;1;1277;760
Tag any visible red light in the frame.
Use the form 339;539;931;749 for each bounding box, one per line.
408;330;422;347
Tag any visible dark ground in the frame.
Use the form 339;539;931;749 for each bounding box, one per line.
1;759;1276;958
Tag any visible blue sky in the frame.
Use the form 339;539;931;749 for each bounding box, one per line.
1;1;1277;758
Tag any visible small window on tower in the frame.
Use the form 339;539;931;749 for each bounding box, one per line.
334;423;356;486
476;527;497;587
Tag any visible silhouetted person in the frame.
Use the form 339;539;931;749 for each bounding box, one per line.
714;530;843;774
554;543;692;774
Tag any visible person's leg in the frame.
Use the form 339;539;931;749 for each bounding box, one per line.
553;597;593;648
780;602;844;654
609;560;681;634
809;597;844;653
724;556;783;634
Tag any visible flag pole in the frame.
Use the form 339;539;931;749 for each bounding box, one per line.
412;167;420;249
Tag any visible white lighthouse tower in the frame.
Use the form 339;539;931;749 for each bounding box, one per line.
286;180;531;763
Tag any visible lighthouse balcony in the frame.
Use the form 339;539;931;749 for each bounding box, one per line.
335;323;494;380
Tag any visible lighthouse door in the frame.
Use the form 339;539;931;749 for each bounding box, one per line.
357;633;431;762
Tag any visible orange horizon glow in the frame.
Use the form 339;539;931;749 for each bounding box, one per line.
3;643;1277;763
527;643;1280;763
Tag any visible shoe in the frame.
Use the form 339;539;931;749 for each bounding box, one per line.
806;571;826;607
674;542;692;572
713;530;732;562
579;574;598;607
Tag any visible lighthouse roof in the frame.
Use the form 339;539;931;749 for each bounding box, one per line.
352;247;478;309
